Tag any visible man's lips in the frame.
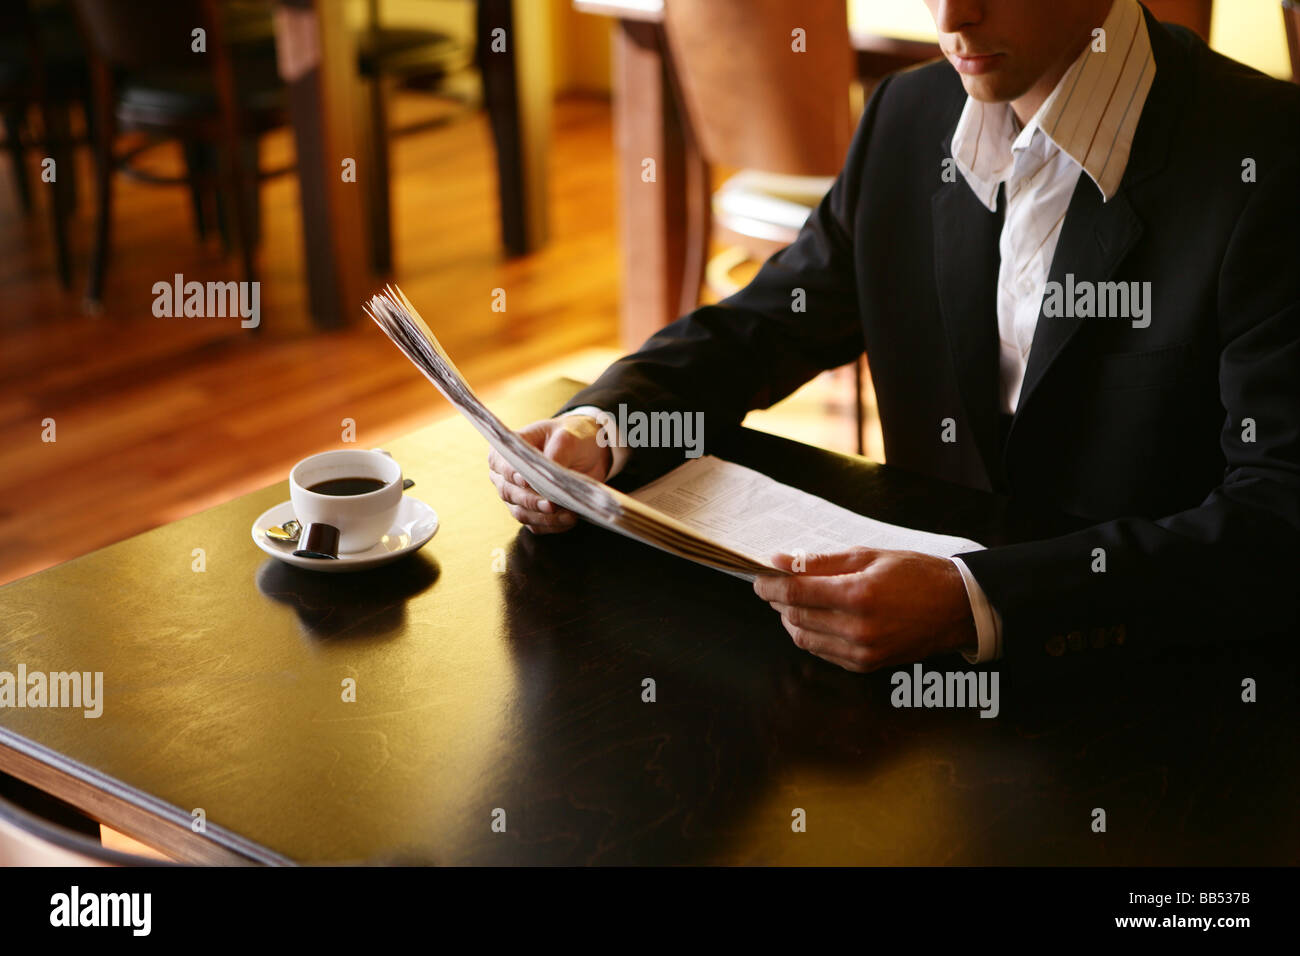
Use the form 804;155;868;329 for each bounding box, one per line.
947;51;1005;76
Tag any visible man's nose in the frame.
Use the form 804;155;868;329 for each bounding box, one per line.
932;0;985;35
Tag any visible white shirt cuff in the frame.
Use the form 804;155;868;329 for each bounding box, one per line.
560;405;628;479
952;556;1003;664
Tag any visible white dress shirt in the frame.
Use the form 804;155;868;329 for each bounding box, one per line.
566;0;1155;664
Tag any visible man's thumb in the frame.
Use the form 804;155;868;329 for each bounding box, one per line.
771;547;877;575
516;419;553;451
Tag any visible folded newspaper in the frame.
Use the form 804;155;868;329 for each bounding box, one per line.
365;286;982;580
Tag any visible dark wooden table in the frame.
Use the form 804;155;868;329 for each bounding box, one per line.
1;378;1295;865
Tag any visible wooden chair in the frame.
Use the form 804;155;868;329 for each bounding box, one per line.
357;0;477;274
661;0;868;451
1284;0;1300;83
69;0;289;308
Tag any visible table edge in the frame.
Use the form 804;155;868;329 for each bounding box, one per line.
0;728;291;866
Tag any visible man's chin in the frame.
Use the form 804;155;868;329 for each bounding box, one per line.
958;74;1020;106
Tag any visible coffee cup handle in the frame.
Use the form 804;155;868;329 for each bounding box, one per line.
369;448;413;490
293;522;341;560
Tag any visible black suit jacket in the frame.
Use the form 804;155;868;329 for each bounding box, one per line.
561;11;1300;665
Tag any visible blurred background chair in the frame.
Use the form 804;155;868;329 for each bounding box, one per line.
70;0;487;304
0;0;88;289
70;0;289;307
357;0;477;274
662;0;862;451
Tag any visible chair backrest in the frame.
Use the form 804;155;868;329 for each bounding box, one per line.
661;0;853;177
1284;1;1300;83
0;791;167;866
1144;0;1214;40
68;0;224;72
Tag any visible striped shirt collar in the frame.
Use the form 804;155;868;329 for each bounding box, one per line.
951;0;1156;211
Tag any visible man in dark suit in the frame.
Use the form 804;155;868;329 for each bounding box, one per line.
488;0;1300;673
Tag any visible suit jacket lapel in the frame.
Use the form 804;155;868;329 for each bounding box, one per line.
1014;4;1185;423
926;4;1187;483
931;179;1005;490
1015;181;1143;415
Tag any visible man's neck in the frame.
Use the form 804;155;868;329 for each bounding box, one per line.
1011;47;1080;126
1010;2;1115;124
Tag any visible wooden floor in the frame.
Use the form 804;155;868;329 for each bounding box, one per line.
0;93;874;588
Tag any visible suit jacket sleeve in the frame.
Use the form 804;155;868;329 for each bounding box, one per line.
957;155;1300;660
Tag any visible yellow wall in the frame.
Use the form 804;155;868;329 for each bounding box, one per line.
551;0;614;94
351;0;612;95
1210;0;1291;78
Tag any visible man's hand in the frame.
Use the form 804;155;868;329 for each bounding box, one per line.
753;548;978;673
488;415;611;534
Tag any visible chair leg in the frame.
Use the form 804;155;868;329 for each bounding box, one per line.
60;101;78;213
238;136;261;249
366;77;393;275
218;140;255;289
230;139;262;335
207;140;239;254
3;108;32;214
477;0;528;256
212;141;260;270
41;102;75;289
214;173;231;252
48;194;72;290
182;140;212;240
86;144;112;306
85;59;115;308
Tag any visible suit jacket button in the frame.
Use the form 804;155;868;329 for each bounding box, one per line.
1066;630;1084;652
1089;627;1107;649
1045;634;1066;656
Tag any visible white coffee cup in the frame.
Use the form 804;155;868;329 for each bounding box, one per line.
289;449;404;555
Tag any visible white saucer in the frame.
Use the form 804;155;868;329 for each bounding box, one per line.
251;496;439;573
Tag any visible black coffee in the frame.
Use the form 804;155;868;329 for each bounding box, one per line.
307;476;387;496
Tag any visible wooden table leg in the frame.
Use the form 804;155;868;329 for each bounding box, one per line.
273;0;370;329
611;19;700;349
477;0;552;257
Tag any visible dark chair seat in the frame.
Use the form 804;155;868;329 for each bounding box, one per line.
113;0;282;130
116;59;285;133
0;8;87;98
356;27;474;80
